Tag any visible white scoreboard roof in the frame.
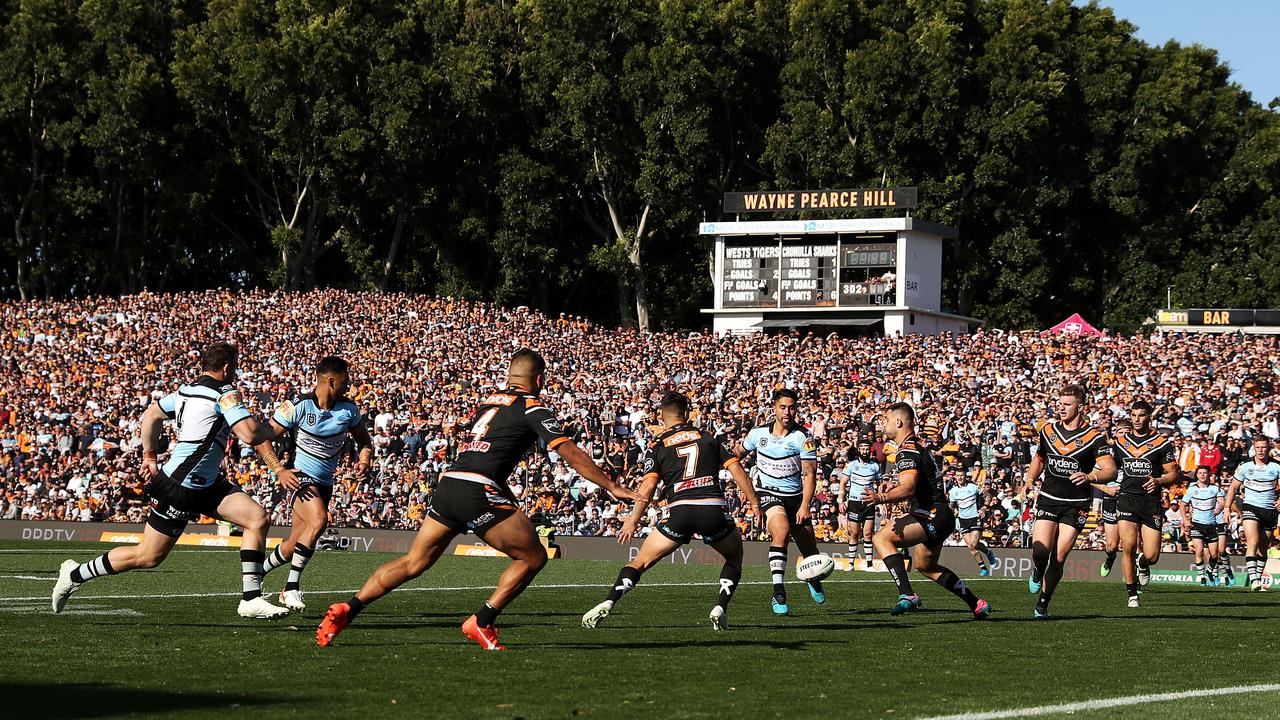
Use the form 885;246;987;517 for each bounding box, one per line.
699;217;956;239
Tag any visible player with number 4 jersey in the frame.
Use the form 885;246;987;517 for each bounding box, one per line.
317;349;640;650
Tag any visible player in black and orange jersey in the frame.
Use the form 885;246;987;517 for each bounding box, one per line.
866;403;990;619
1114;399;1179;607
316;349;639;650
581;392;760;630
1020;384;1117;619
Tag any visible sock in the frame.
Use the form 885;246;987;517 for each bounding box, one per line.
848;544;857;562
975;540;990;555
263;546;289;575
1031;544;1050;582
863;541;874;563
607;566;642;603
1194;561;1204;576
1207;559;1218;581
1136;552;1149;571
240;549;265;601
1245;557;1259;583
935;568;979;610
70;552;116;584
1126;582;1140;598
717;563;741;610
475;601;501;628
285;543;314;591
768;546;787;597
347;595;367;619
1104;549;1117;565
1223;554;1234;577
882;552;914;596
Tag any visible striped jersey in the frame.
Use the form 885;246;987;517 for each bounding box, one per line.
157;376;253;489
273;394;364;485
743;424;816;496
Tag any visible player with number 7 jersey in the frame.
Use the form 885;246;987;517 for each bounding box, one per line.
581;391;761;631
317;349;640;650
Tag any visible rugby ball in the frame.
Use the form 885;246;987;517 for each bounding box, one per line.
796;553;835;582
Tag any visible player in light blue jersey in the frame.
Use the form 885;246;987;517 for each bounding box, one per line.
737;389;825;615
1214;482;1236;585
1182;466;1224;585
258;356;373;611
52;342;293;619
1224;435;1280;591
838;438;881;571
948;469;997;575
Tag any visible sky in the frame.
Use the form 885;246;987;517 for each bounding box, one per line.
1089;0;1280;106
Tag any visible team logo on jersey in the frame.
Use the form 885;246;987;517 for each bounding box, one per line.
759;436;769;448
217;391;243;411
542;419;563;435
802;438;816;453
306;413;317;426
277;400;296;422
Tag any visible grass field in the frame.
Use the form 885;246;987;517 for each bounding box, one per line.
3;540;1279;719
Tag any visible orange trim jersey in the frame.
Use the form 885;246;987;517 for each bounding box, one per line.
1035;422;1112;505
642;423;739;504
1113;429;1176;498
894;434;946;508
447;391;570;491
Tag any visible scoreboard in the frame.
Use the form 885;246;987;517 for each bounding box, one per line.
721;235;897;309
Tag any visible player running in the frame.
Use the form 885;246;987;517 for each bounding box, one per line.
1020;384;1117;619
1223;435;1280;592
258;356;373;611
1099;419;1130;578
52;342;293;618
1215;481;1236;586
866;403;990;619
838;437;881;571
316;349;639;649
737;389;825;615
1113;399;1179;608
948;471;997;576
1183;466;1224;586
581;392;760;630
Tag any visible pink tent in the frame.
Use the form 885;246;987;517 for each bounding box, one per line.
1048;312;1102;336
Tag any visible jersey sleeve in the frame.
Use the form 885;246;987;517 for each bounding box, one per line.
1159;440;1176;466
1234;463;1247;482
1035;428;1049;459
896;449;919;475
273;399;299;430
215;385;253;427
800;433;817;461
1093;432;1113;457
157;392;178;418
524;402;570;450
640;453;659;480
742;428;759;452
718;439;738;467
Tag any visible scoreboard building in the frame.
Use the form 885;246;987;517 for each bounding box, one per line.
701;187;981;336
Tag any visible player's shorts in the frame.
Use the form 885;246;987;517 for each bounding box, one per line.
958;515;981;534
427;476;517;534
1215;522;1229;536
1188;522;1219;542
1101;497;1119;525
656;503;737;545
905;502;957;546
1034;499;1090;532
145;472;243;538
1117;495;1163;531
290;476;333;507
757;490;810;527
1241;504;1279;532
845;500;874;524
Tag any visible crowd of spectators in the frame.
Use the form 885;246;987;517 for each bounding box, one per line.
3;289;1279;554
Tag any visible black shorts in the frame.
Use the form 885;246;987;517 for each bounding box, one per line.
845;500;874;524
291;477;333;507
145;472;243;538
1101;497;1119;525
656;504;737;545
757;490;810;527
906;502;956;546
1188;522;1219;542
1215;522;1229;536
427;476;517;534
958;516;981;534
1034;499;1090;532
1241;504;1279;532
1117;495;1163;531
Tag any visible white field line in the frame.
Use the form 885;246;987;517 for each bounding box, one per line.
0;576;1024;603
917;684;1280;720
0;575;51;581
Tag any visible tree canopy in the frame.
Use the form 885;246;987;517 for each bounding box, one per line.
1;0;1276;331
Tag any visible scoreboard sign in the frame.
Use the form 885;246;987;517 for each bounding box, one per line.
721;236;896;309
1157;309;1279;327
724;187;917;213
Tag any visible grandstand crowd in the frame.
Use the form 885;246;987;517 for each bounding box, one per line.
2;290;1278;553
